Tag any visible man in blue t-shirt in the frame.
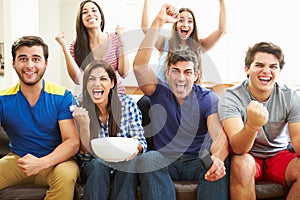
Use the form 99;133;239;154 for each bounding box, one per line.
133;4;229;200
0;36;80;200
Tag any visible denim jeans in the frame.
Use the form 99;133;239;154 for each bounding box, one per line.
167;153;230;200
81;158;138;200
138;150;176;200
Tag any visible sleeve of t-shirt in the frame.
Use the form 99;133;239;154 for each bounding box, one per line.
288;91;300;123
58;90;74;121
206;90;219;118
218;89;245;122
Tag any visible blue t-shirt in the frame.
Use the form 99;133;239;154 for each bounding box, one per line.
148;79;219;154
0;79;74;157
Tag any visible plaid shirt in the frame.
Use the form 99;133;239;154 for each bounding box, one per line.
78;94;147;162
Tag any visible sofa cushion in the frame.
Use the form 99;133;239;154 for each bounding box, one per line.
255;180;286;199
174;181;197;200
0;184;47;200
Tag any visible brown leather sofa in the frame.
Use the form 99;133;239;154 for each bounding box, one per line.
0;125;287;200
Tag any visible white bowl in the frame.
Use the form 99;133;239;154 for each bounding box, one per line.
91;137;139;162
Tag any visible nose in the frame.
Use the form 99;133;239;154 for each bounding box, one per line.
177;72;185;81
262;66;271;73
94;78;101;86
28;60;35;68
182;19;188;26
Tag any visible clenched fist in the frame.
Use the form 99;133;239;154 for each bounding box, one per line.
246;100;269;130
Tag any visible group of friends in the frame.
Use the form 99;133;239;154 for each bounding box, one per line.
0;0;300;200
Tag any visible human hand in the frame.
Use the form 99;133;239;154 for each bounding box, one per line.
115;25;124;35
72;107;90;128
125;136;140;161
158;4;179;24
17;154;45;176
204;155;226;181
246;101;269;131
55;32;68;48
115;25;125;46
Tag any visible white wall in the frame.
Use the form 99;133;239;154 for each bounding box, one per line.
1;0;300;91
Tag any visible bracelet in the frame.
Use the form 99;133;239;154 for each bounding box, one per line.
245;123;259;132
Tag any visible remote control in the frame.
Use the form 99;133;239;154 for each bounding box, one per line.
200;149;213;171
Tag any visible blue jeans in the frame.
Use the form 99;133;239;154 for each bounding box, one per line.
81;158;138;200
167;153;229;200
138;151;176;200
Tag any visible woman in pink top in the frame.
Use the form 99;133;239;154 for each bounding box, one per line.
56;0;129;94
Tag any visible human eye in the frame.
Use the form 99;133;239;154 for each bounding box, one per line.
270;64;279;69
185;70;193;76
171;68;178;74
88;76;96;81
100;76;108;81
82;10;88;15
254;63;263;68
32;57;41;63
19;57;27;62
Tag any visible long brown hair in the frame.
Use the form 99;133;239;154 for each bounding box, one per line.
168;8;203;83
82;60;121;139
74;0;105;70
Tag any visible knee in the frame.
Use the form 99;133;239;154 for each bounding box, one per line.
52;160;79;184
230;154;255;178
138;151;167;173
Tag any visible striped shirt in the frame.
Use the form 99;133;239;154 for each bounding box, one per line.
70;32;126;94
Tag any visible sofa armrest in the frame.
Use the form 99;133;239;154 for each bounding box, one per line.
0;127;9;157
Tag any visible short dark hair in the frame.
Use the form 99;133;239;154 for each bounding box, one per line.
244;42;285;70
11;36;49;61
167;49;199;72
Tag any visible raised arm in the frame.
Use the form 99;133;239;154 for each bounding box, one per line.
55;33;82;85
199;0;227;51
140;0;168;52
133;4;179;96
141;0;150;34
72;107;91;153
115;26;131;78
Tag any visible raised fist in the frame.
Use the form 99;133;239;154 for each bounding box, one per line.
246;100;269;130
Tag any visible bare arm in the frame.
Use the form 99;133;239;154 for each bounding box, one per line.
134;4;179;96
199;0;227;51
17;119;80;176
288;122;300;155
222;101;268;154
43;119;80;165
55;33;82;84
140;0;168;53
72;107;91;153
204;113;228;181
208;113;229;161
141;0;150;34
115;26;131;78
